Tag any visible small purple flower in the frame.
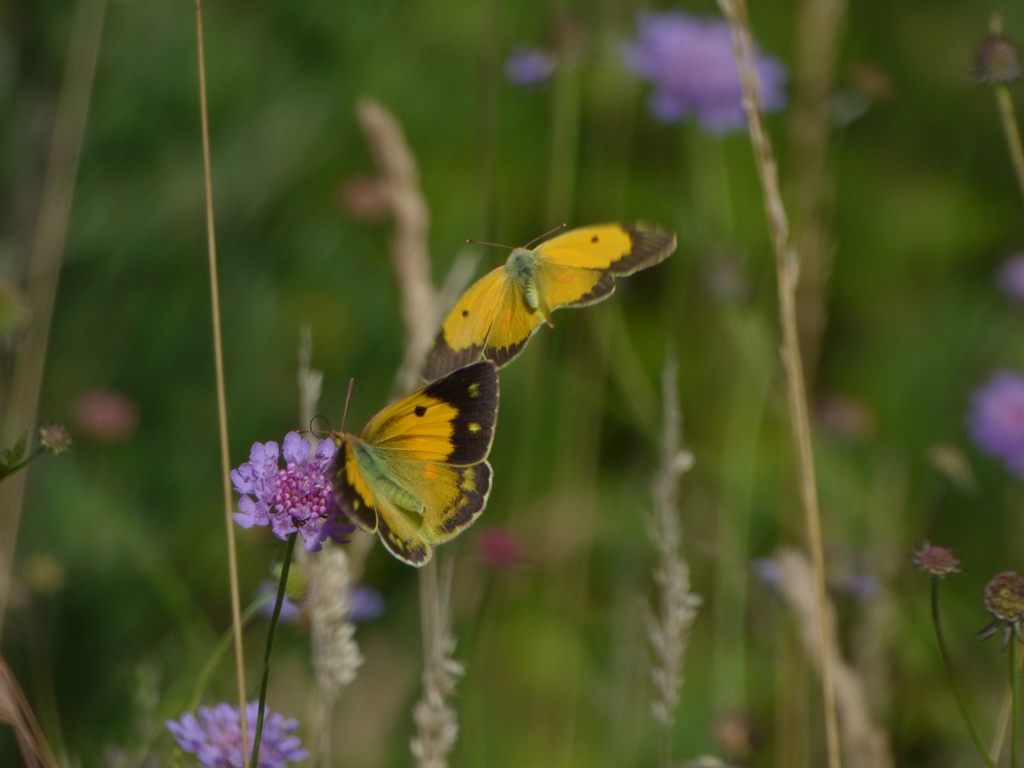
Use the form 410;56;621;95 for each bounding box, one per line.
256;580;303;623
232;432;354;552
998;254;1024;303
505;47;557;85
166;701;309;768
623;11;787;133
967;372;1024;478
349;584;385;622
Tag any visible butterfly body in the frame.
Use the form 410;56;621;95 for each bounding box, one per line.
424;223;676;380
332;360;499;566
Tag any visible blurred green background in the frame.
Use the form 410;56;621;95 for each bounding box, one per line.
4;0;1024;765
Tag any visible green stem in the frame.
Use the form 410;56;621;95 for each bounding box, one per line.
185;596;269;713
251;533;298;768
995;84;1024;210
0;448;44;481
1013;631;1021;768
931;577;996;768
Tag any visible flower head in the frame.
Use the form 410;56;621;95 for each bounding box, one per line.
966;372;1024;478
232;432;354;552
477;526;524;569
913;542;962;579
166;701;309;768
980;571;1024;646
998;254;1024;303
973;30;1022;85
505;47;558;85
350;584;385;622
623;11;787;133
71;389;139;443
39;424;71;455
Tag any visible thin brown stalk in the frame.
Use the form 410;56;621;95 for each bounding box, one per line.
193;0;248;750
0;0;106;644
0;657;60;768
712;2;840;767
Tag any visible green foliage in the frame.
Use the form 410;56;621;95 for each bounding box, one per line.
5;0;1024;766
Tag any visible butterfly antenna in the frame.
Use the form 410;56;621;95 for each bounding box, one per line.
468;223;567;251
306;416;332;439
339;378;356;433
466;237;513;251
522;222;567;249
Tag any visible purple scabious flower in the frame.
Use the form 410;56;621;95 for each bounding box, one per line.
349;584;385;622
166;701;309;768
505;47;557;85
623;11;787;133
998;253;1024;303
256;580;303;623
967;372;1024;478
232;432;354;552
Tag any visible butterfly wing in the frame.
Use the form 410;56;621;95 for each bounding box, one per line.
535;223;677;275
424;268;510;381
332;361;500;566
424;265;548;380
424;224;676;380
528;223;676;317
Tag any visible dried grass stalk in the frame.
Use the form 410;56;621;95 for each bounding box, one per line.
774;548;893;768
355;98;437;396
647;358;700;757
0;656;60;768
297;328;363;766
411;559;463;768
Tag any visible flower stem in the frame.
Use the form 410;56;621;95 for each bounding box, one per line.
995;83;1024;210
930;577;997;768
251;532;298;768
1012;631;1021;768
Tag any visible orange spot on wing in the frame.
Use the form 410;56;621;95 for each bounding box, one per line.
423;463;439;480
500;310;514;327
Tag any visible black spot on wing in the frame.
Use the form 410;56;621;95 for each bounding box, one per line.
606;225;677;275
414;405;427;417
422;361;499;465
591;234;599;243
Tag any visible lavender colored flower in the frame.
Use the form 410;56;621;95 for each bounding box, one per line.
623;11;787;133
967;372;1024;478
505;47;557;85
232;432;354;552
349;584;385;622
256;580;303;623
166;701;309;768
998;253;1024;303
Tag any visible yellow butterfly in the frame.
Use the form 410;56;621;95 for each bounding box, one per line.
331;360;499;566
423;223;677;381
